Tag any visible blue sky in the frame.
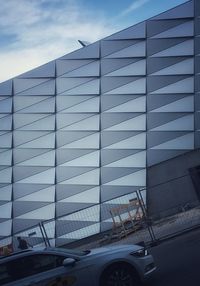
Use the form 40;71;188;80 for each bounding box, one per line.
0;0;187;82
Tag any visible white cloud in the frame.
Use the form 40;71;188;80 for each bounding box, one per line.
120;0;150;17
0;0;115;82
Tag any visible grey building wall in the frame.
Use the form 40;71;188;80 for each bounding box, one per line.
147;149;200;219
0;0;199;245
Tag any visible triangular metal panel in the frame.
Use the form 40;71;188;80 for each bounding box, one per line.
105;97;146;113
101;149;141;166
101;167;141;184
151;58;194;75
147;57;191;74
151;21;194;38
61;115;99;131
0;80;12;96
101;40;139;57
56;202;94;217
148;75;187;92
101;94;140;112
59;168;100;185
56;95;93;112
14;78;49;94
62;97;99;113
0;202;12;218
101;185;139;202
147;38;187;57
103;132;146;150
17;132;55;148
104;151;146;168
60;42;100;59
16;203;55;219
56;220;95;236
13;183;53;199
60;79;100;95
104;78;146;95
56;185;97;201
16;150;55;166
150;39;194;57
147;131;188;148
56;131;94;147
104;114;146;131
147;94;190;111
147;112;190;130
56;166;95;183
16;168;55;184
0;149;12;165
106;59;146;76
18;61;56;78
105;41;146;58
13;130;48;146
56;113;91;130
151;133;194;150
0;115;12;130
59;132;99;149
150;96;194;112
0;168;12;184
60;186;99;203
152;1;194;20
61;61;100;77
59;205;100;221
13;166;51;182
14;114;55;131
13;201;50;217
56;77;91;94
150;114;194;131
56;59;93;76
105;22;146;40
0;220;12;236
60;151;99;167
14;96;55;113
101;58;139;75
147;19;187;38
0;132;12;148
101;76;137;94
104;169;146;186
0;97;12;113
16;186;55;202
0;184;12;201
12;219;43;235
150;77;194;94
101;113;140;130
56;149;94;165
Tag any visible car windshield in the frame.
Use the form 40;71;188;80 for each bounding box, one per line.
47;247;90;256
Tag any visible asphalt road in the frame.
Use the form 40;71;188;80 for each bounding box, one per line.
145;228;200;286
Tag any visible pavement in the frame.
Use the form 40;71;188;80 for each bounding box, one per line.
146;227;200;286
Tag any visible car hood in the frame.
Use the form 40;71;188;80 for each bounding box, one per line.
86;244;143;256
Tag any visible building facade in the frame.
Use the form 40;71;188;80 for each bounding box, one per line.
0;0;199;245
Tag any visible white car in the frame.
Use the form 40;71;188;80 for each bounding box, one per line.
0;244;156;286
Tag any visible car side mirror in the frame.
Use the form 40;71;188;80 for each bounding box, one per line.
63;257;76;267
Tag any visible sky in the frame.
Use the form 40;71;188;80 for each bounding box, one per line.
0;0;188;83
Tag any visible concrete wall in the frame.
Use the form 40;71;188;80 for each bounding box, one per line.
147;149;200;219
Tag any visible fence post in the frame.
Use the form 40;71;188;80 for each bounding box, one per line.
39;222;50;247
136;190;157;244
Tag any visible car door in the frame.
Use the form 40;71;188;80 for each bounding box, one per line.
4;253;95;286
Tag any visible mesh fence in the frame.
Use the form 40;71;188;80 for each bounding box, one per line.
0;173;200;251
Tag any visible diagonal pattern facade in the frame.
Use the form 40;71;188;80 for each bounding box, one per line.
0;0;199;245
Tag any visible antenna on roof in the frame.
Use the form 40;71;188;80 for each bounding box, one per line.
78;40;91;47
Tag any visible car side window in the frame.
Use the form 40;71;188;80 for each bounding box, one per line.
3;254;65;282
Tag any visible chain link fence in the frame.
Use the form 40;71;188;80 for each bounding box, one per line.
1;173;200;252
